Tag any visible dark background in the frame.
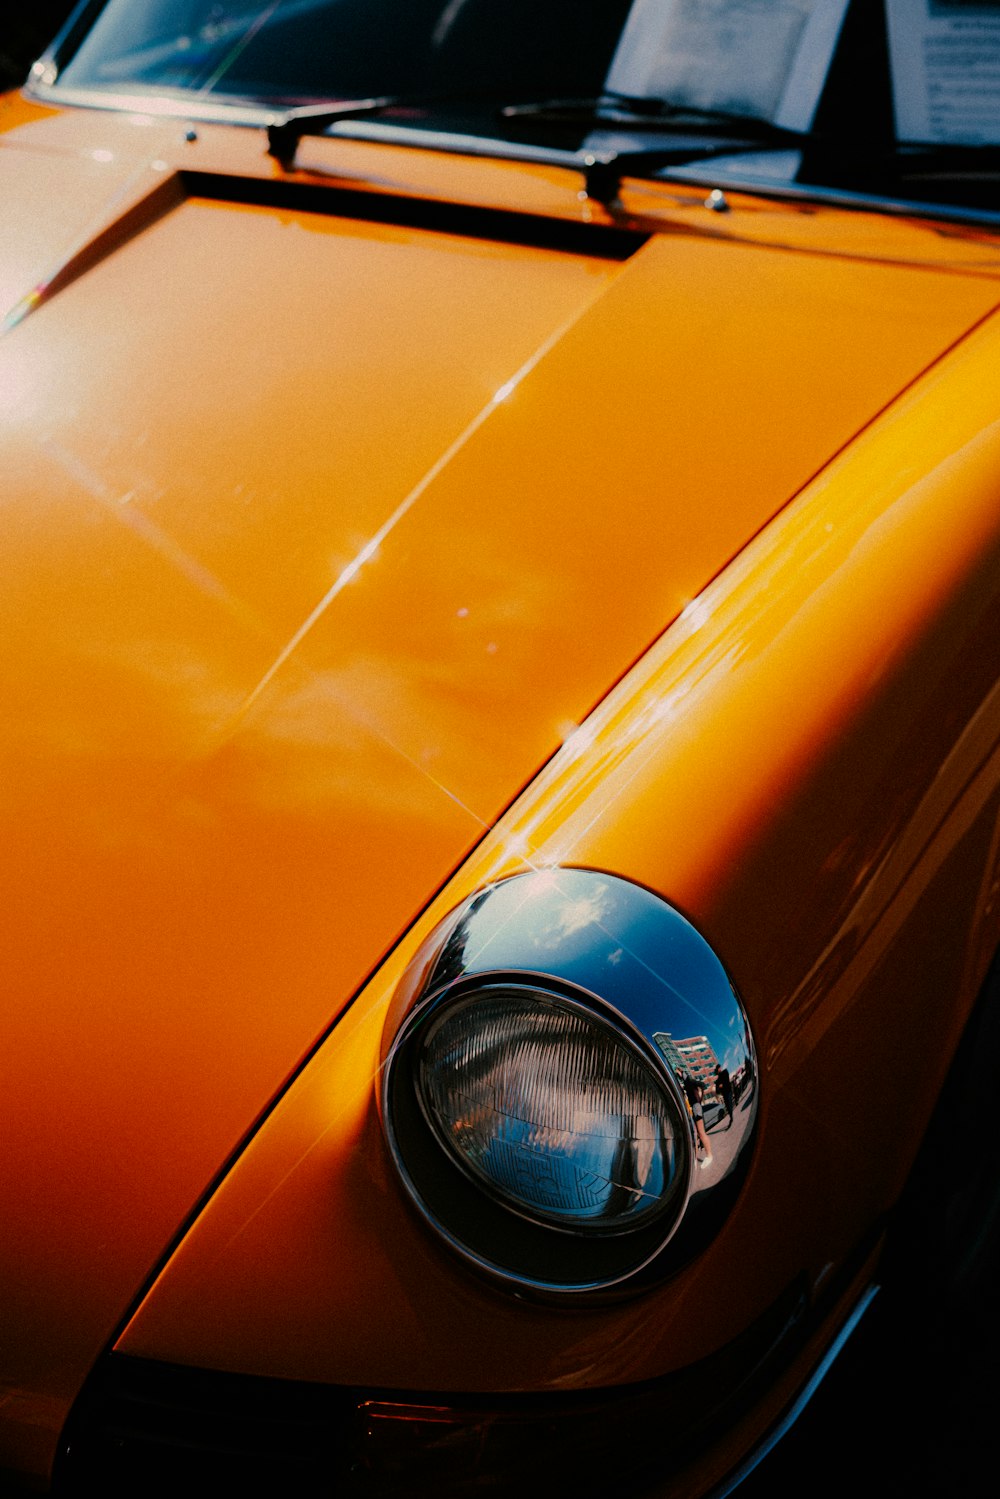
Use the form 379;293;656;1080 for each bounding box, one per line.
1;1;80;90
737;1265;999;1499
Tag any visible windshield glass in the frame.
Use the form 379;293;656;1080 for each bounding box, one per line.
44;1;1000;218
55;0;634;106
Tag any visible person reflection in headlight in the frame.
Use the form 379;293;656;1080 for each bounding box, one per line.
682;1074;713;1169
715;1064;734;1130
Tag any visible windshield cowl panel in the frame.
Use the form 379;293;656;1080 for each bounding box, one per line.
5;90;1000;304
27;1;1000;229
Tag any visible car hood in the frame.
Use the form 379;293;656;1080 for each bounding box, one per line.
2;99;999;1477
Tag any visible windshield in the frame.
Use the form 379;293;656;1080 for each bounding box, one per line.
40;1;1000;218
54;0;634;106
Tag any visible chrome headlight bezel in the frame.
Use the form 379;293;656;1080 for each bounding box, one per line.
380;868;758;1296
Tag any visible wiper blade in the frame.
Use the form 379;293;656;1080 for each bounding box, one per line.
267;96;402;166
891;141;1000;179
502;92;807;145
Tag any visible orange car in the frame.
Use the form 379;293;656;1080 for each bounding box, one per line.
2;2;999;1494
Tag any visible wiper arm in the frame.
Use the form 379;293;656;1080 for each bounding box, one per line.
265;89;525;167
578;141;790;206
267;96;402;167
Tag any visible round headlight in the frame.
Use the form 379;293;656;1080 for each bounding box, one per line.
417;985;686;1234
381;869;758;1295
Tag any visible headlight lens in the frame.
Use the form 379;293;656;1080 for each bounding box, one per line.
417;985;686;1233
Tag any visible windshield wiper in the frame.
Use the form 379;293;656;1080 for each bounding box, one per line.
501;93;815;204
502;92;808;146
265;89;536;167
267;96;405;167
889;142;1000;179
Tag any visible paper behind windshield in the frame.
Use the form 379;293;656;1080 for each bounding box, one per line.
604;0;850;130
887;0;1000;144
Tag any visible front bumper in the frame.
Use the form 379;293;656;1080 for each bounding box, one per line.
52;1257;879;1498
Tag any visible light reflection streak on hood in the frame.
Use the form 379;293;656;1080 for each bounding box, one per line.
234;297;602;727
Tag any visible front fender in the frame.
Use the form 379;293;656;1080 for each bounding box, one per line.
112;305;1000;1398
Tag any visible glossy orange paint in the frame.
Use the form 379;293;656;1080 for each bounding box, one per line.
3;87;1000;1488
118;304;1000;1399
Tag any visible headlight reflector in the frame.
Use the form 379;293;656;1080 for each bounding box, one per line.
417;985;685;1233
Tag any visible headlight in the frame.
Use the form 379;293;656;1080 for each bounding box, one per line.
381;869;757;1295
